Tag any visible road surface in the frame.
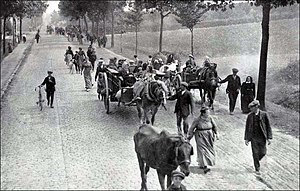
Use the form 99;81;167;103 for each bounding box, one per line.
1;30;299;190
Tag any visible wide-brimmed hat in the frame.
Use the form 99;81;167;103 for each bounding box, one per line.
189;54;194;59
171;170;185;179
232;68;239;73
47;70;53;74
180;82;188;88
248;100;260;108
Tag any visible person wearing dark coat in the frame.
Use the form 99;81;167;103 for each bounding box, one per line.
95;59;105;100
40;71;56;108
65;46;74;57
241;76;255;113
219;68;241;115
35;32;40;43
244;100;272;175
168;82;194;136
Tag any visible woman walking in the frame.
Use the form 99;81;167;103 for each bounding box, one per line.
187;106;219;173
241;76;255;113
82;60;93;92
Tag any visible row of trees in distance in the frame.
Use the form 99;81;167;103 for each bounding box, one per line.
0;0;48;62
58;0;298;110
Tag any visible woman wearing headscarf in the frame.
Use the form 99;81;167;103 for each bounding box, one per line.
241;76;255;113
187;106;219;174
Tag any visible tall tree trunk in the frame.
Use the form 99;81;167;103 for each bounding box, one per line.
19;16;22;44
257;2;271;111
83;14;88;33
111;10;114;48
12;17;16;47
103;15;106;36
159;12;164;52
0;17;2;62
92;20;94;34
190;28;194;55
135;25;138;55
3;16;7;55
78;18;81;32
96;19;99;36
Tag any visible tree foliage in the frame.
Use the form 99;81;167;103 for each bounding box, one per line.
58;1;87;21
173;1;209;32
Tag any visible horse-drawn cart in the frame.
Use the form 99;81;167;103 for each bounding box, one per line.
173;64;220;109
102;68;136;114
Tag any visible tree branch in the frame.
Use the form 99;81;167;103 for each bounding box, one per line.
163;11;171;18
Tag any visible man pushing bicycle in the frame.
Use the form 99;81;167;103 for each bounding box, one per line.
40;70;56;108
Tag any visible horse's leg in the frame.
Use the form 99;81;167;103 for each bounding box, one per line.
167;174;172;188
144;108;150;124
157;170;166;190
137;103;143;124
151;106;158;125
137;153;147;190
211;89;217;111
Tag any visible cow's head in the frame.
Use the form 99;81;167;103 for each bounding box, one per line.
172;136;194;176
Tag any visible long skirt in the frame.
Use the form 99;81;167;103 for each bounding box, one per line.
194;129;215;167
241;94;254;113
97;73;105;94
83;70;92;89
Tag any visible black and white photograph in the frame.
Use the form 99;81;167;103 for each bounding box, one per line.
0;0;299;190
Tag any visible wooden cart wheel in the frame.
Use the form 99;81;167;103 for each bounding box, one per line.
103;72;110;114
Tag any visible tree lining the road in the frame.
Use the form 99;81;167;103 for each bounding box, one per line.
0;0;48;62
249;0;299;110
122;1;144;55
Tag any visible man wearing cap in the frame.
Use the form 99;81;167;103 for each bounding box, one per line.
244;100;272;175
168;82;194;136
219;68;241;115
167;170;187;190
40;71;56;108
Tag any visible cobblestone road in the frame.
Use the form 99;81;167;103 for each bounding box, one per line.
1;30;299;190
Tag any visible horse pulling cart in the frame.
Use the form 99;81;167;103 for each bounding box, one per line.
102;67;137;114
173;64;220;110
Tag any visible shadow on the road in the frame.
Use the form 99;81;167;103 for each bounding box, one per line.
190;165;250;175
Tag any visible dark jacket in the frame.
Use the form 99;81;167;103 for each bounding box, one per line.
35;33;40;39
244;110;272;141
167;183;187;191
219;74;241;93
65;49;74;57
241;82;255;97
168;90;194;117
41;76;56;92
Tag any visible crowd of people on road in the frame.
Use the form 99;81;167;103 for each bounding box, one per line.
64;25;107;48
37;39;272;189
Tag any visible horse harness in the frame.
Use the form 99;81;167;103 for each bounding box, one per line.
145;81;163;104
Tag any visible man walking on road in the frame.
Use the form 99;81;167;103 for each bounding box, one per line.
168;82;194;136
40;71;56;108
244;100;272;175
219;68;241;115
35;31;40;43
